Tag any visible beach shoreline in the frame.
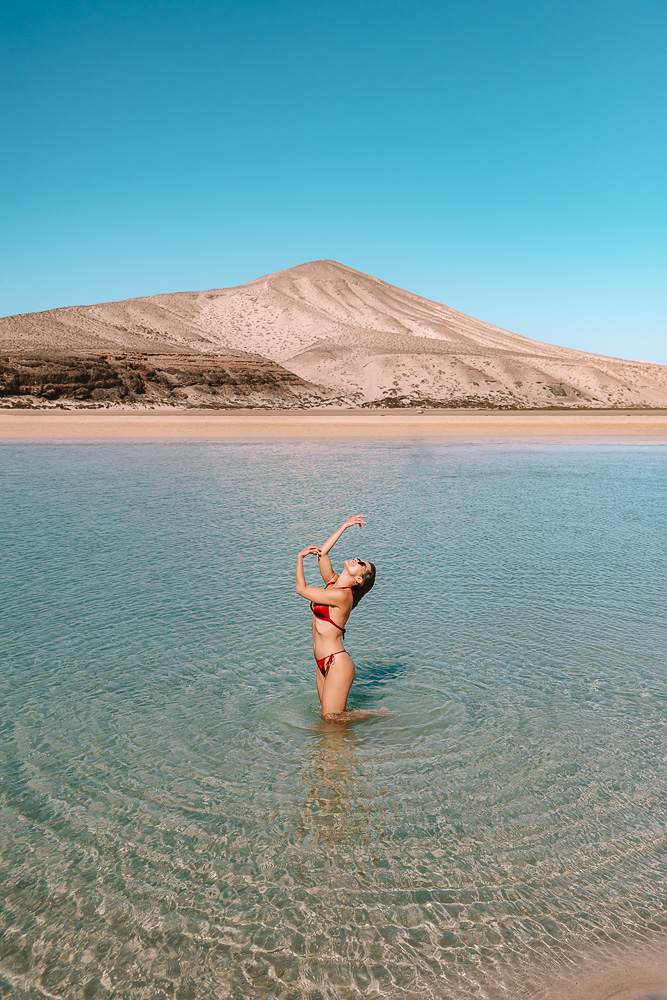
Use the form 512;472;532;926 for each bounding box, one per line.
1;407;667;441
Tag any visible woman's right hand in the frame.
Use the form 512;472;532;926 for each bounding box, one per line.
342;515;366;530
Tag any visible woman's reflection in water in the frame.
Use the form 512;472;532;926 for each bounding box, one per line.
300;723;376;846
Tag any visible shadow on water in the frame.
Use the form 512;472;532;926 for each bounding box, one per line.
352;656;408;694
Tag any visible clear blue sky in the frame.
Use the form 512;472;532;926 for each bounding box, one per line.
2;0;665;362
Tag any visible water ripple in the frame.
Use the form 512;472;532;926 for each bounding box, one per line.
1;441;666;998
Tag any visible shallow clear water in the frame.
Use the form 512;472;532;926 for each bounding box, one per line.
1;440;666;1000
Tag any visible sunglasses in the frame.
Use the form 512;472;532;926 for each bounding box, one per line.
356;559;367;568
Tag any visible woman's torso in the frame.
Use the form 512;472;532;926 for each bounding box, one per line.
311;582;351;657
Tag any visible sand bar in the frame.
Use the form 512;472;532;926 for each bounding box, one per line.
2;408;667;442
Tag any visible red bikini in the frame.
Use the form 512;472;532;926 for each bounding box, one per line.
312;580;347;678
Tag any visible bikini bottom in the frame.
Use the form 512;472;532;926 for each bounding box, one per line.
316;650;346;678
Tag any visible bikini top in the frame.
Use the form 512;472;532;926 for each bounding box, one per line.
311;580;347;637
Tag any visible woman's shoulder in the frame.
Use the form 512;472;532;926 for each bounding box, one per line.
327;576;353;602
334;582;354;605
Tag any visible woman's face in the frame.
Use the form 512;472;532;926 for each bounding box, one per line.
344;557;367;581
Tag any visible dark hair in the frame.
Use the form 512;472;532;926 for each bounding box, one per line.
350;562;376;609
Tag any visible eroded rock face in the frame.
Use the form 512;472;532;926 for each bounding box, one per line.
0;353;336;408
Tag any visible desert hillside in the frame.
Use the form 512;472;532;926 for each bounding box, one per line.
2;260;666;407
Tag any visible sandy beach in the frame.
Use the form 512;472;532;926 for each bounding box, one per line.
1;407;667;441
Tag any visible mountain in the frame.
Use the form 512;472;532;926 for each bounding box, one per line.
2;259;666;408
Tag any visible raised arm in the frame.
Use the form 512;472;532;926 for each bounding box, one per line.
317;516;366;583
296;547;354;607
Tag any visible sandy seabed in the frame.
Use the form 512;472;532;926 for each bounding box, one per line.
2;407;667;442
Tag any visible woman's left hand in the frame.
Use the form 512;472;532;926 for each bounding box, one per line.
342;515;366;530
298;546;322;558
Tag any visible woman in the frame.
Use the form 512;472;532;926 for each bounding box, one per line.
296;515;380;720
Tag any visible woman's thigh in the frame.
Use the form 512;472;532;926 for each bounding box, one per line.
316;667;325;705
321;654;355;716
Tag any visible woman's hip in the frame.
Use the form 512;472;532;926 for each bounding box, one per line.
315;648;354;679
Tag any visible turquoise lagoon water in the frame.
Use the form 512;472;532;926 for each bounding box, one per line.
1;439;666;1000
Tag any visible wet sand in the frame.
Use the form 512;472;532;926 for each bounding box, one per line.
2;408;667;441
531;942;667;1000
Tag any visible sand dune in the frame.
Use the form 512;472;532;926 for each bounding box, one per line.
2;259;667;407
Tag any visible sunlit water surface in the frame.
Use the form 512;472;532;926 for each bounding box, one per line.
1;440;666;1000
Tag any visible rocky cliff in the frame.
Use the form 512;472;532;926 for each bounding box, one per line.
0;353;334;408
